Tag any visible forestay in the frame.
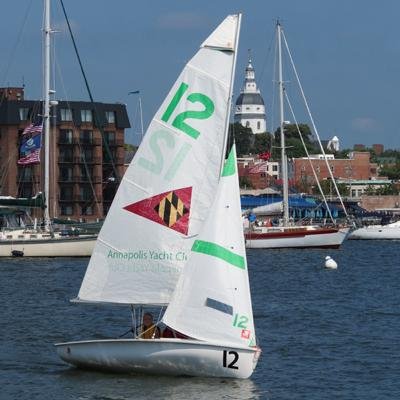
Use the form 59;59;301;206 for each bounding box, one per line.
77;15;240;305
163;146;256;348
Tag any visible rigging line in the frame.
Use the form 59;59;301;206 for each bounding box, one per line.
281;29;348;218
270;31;278;154
258;22;277;87
53;38;101;216
58;0;120;184
0;0;34;97
285;91;335;224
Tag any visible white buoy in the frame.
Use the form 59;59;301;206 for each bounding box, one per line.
325;255;337;269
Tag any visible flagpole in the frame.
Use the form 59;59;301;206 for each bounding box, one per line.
43;0;51;229
128;90;143;142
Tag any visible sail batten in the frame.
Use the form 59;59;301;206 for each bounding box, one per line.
77;15;240;306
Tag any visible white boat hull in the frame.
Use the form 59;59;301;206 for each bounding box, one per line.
0;236;96;257
349;224;400;240
245;227;349;249
55;338;260;379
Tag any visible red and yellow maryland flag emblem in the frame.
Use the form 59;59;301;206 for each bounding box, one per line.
123;187;192;235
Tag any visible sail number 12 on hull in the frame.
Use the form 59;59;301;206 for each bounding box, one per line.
223;350;239;370
138;82;215;181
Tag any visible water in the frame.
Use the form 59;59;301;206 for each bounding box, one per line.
1;240;399;399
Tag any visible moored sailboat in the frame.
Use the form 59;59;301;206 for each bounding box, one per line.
0;0;97;257
245;21;349;249
349;220;400;240
56;14;260;378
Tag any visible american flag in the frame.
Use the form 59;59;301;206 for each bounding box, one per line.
17;149;40;165
22;122;43;136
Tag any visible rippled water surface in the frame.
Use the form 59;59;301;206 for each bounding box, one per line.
1;240;399;399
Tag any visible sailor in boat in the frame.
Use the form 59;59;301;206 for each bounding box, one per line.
137;312;160;339
162;326;188;339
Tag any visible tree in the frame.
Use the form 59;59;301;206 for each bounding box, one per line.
378;163;400;180
313;179;349;196
252;132;273;154
239;176;254;189
229;123;252;156
375;184;399;195
273;123;320;159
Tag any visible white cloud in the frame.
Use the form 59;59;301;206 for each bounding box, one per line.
351;117;379;132
156;12;209;30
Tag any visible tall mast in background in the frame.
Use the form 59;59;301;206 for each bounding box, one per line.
277;21;289;225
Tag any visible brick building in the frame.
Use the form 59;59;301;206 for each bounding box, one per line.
238;156;280;189
0;87;130;221
292;151;379;193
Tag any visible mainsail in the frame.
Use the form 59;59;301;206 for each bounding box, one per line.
77;15;241;305
163;146;256;348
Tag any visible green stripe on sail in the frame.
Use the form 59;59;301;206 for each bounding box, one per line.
221;146;236;176
192;240;245;269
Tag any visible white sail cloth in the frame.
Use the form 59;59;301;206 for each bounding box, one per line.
163;146;256;348
77;15;240;305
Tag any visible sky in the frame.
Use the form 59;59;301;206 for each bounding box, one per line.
1;0;400;150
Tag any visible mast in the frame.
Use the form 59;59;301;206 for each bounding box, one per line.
277;21;289;225
219;13;241;176
43;0;51;229
139;97;144;141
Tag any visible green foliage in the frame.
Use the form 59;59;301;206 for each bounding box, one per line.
229;123;272;156
239;176;254;189
312;179;349;196
378;163;400;180
374;184;399;195
253;133;273;154
335;149;352;159
273;124;320;159
124;143;138;151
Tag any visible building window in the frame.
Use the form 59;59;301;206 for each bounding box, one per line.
59;129;73;144
80;148;93;163
60;204;73;215
246;121;250;128
59;167;73;182
80;166;93;181
81;205;93;216
59;147;73;162
105;111;115;124
79;185;93;201
60;108;73;121
80;130;93;144
105;131;115;144
330;165;334;172
257;121;261;130
246;107;250;110
81;109;92;123
273;165;278;172
60;185;73;201
19;108;30;121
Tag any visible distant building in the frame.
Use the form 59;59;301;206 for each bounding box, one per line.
292;151;379;193
372;144;384;156
238;156;279;189
0;87;130;221
336;178;392;198
353;144;366;151
327;135;340;152
234;54;266;134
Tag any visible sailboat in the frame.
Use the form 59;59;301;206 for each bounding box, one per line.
348;220;400;240
245;21;349;249
0;0;97;257
55;14;260;378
